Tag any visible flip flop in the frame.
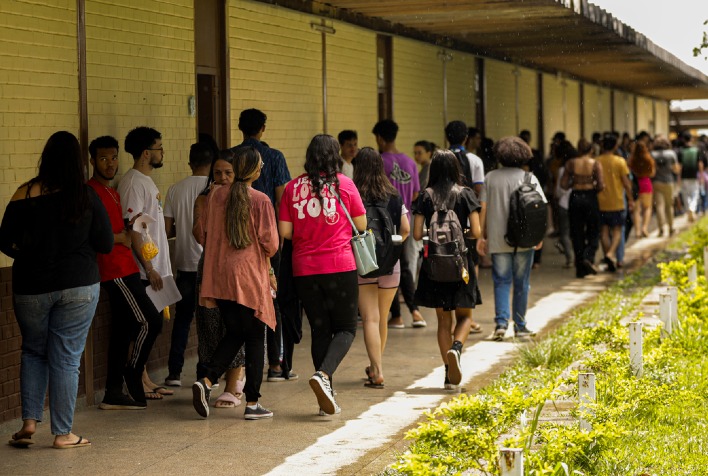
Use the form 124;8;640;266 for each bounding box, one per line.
214;391;241;408
364;377;384;389
153;386;174;396
144;390;163;400
469;323;483;334
53;435;91;449
8;433;34;448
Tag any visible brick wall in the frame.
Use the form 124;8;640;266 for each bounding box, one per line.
614;90;636;137
446;51;477;134
636;95;654;135
393;37;445;155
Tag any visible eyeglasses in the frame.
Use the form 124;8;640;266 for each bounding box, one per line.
148;147;164;152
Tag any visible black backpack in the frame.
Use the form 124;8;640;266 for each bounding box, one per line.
422;188;468;283
505;172;548;250
451;148;474;188
360;197;403;278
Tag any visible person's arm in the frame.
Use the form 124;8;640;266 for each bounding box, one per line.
352;214;367;232
278;220;293;240
475;201;488;257
130;225;163;290
399;213;410;242
473;183;483;196
412;214;425;241
593;161;606;192
560;161;572;190
467;210;481;239
164;217;175;239
192;195;206;245
621;174;635;211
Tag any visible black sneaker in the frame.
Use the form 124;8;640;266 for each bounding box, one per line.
192;379;211;418
446;348;462;385
515;326;537;338
267;368;286;382
309;371;340;415
99;394;146;410
284;370;299;380
493;326;508;341
244;403;273;420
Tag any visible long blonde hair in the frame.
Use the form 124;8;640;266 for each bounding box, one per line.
225;145;261;249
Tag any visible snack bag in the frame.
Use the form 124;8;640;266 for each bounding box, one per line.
140;225;159;261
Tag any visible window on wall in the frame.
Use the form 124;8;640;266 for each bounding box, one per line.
377;35;392;120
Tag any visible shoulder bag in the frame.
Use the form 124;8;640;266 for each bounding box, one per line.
330;185;379;276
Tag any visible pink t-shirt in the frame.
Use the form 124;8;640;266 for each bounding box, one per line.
280;173;366;277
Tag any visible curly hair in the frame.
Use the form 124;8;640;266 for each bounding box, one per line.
305;134;341;204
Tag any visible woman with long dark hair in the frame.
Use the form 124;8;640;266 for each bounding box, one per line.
353;147;410;388
560;139;605;277
192;145;278;420
413;149;481;390
1;131;113;448
279;134;366;415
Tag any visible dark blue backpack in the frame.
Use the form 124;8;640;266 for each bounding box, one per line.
361;197;403;278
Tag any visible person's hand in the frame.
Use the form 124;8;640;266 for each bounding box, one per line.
147;268;163;291
476;237;488;257
119;230;132;248
534;241;544;251
627;201;635;212
269;274;277;293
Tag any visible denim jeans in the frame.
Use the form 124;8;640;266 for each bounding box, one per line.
491;250;534;330
168;271;197;376
13;283;100;435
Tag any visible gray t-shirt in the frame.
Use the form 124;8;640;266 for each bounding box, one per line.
651;149;677;184
482;167;547;254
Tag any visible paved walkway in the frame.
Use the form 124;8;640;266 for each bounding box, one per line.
0;217;686;475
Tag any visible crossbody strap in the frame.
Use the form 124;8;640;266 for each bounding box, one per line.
328;185;358;235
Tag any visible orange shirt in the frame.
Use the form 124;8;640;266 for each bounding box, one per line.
199;185;278;329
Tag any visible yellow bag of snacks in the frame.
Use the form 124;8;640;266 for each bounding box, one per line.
140;226;159;261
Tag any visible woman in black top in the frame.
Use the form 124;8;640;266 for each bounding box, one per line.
0;131;112;449
413;149;481;390
353;147;410;389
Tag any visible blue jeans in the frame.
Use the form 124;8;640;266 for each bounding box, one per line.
491;250;534;330
13;284;99;435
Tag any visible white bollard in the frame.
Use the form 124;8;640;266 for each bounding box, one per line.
667;286;678;322
688;263;697;283
519;409;527;430
499;448;524;476
578;373;596;432
659;293;673;337
628;322;644;378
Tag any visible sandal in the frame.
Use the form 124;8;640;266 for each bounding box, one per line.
144;390;163;400
9;433;34;448
214;391;241;408
469;322;483;334
364;376;384;389
53;435;91;449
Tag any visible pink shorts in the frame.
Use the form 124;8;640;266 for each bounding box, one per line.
637;176;653;194
357;261;401;289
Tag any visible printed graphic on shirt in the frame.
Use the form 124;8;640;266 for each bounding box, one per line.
390;163;412;185
290;176;340;225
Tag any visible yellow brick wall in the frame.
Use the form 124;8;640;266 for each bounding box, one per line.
654;99;669;137
565;79;581;146
613;90;635;136
446;51;476;132
229;1;322;176
582;84;611;137
542;73;563;151
392;37;445;156
0;0;79;268
326;22;378;151
86;0;196;195
636;95;654;135
485;60;537;147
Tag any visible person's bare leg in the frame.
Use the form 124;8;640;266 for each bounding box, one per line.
12;419;36;441
633;205;642;238
223;366;244;397
436;308;454;363
600;224;611;254
378;287;398;355
360;284;384;383
452;308;474;344
641;194;653;235
607;226;622;259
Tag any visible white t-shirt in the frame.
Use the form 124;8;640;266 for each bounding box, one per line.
117;168;172;279
164;175;208;272
341;160;354;179
466;151;485;186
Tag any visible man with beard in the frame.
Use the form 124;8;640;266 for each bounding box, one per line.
88;135;162;409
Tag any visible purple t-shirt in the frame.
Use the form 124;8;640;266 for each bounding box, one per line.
382;152;420;217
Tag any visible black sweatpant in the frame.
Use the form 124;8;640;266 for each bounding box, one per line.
294;271;358;380
103;273;163;404
266;249;282;367
569;190;601;271
206;300;266;403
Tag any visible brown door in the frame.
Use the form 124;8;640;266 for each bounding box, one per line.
195;0;228;147
377;35;393;120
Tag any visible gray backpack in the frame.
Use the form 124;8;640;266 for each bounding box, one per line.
421;187;468;283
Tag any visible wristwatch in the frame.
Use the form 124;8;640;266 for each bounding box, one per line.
269;267;275;276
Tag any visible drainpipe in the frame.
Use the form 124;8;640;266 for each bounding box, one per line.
438;50;453;135
311;20;335;133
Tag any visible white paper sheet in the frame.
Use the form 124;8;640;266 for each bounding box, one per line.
145;275;182;310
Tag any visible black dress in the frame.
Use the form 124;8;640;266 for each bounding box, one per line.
413;187;482;311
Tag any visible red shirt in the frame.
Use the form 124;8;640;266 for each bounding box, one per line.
88;178;140;282
279;173;366;276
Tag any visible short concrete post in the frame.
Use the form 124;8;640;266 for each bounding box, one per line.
688;263;697;283
578;373;596;431
499;448;524;476
659;293;673;337
667;286;678;322
628;322;644;377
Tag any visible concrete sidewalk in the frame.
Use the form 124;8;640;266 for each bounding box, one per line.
0;217;686;475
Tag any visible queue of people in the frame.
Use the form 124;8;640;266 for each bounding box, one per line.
6;110;703;447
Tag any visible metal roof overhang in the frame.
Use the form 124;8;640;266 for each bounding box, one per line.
259;0;708;101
